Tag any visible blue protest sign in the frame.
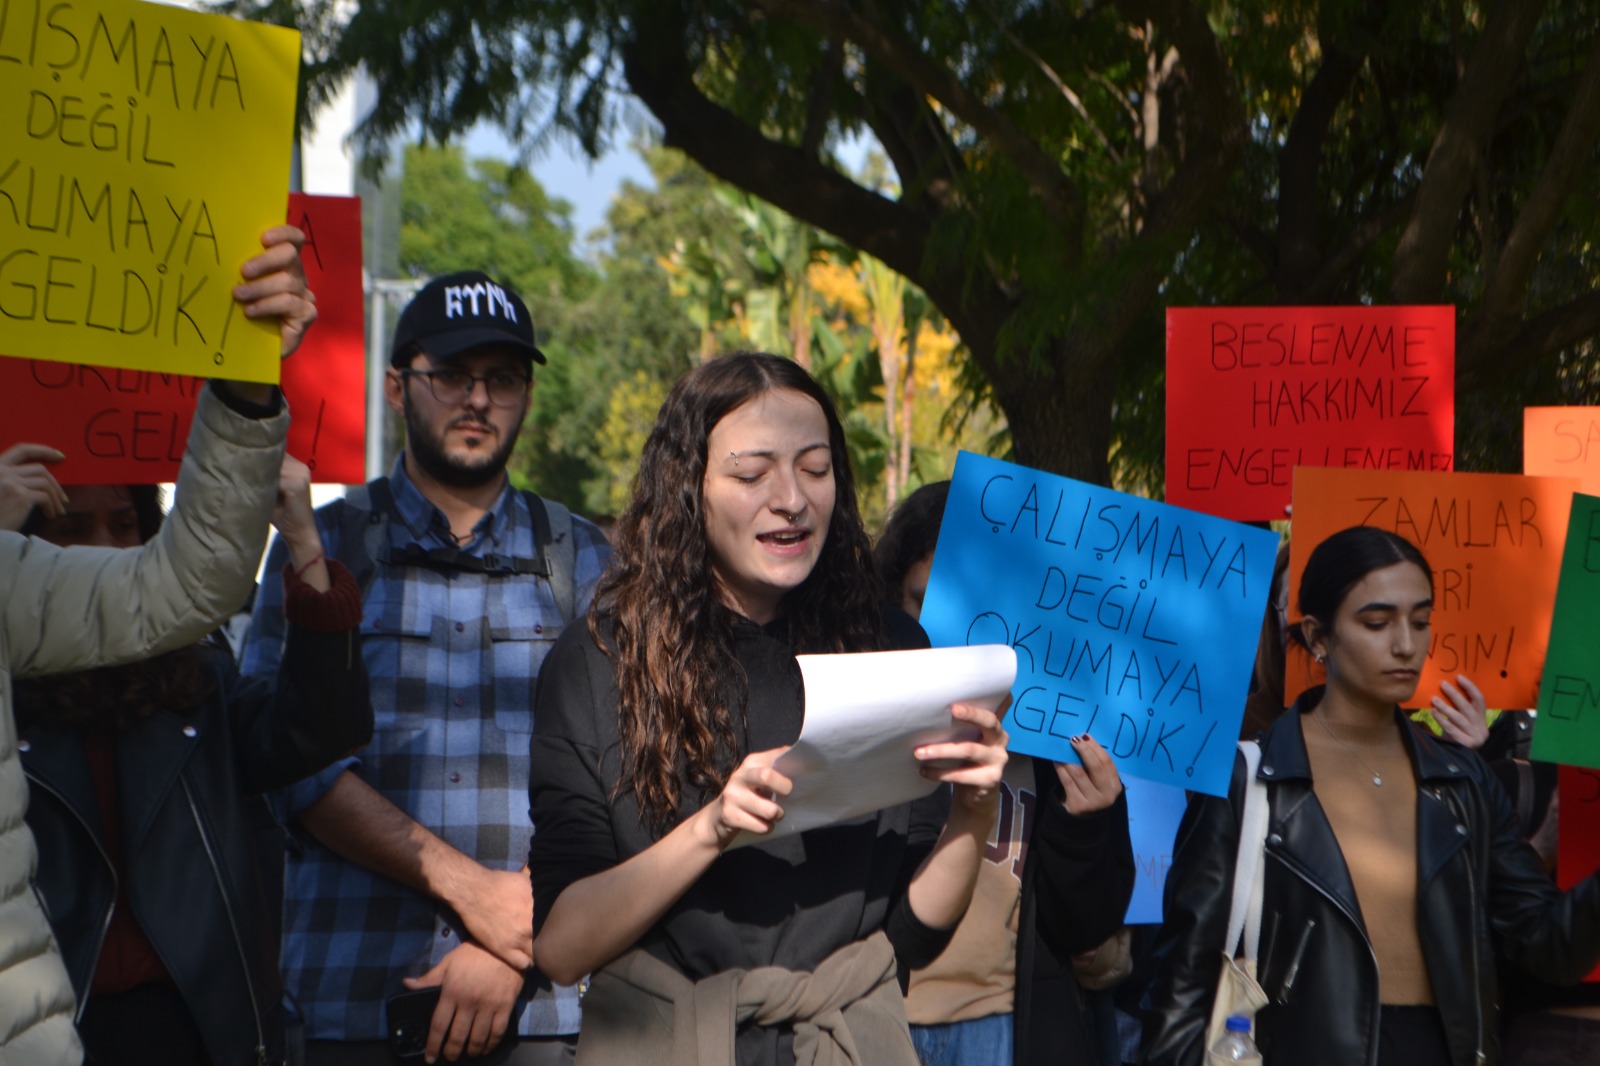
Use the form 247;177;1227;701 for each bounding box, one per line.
1123;779;1189;923
919;452;1279;795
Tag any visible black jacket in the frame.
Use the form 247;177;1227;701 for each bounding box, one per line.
21;622;371;1066
1143;698;1600;1066
1013;758;1135;1066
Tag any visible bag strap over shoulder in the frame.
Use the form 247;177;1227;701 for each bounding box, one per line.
330;478;577;626
524;492;576;626
1226;740;1269;963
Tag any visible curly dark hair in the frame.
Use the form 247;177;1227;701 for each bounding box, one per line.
594;352;887;830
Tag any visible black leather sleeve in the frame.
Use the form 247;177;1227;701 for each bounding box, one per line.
1141;753;1248;1066
1475;759;1600;983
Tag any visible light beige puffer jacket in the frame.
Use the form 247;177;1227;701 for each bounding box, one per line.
0;385;287;1065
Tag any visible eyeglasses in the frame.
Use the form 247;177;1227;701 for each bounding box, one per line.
398;367;531;408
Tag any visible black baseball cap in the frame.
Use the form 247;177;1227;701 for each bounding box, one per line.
391;271;547;367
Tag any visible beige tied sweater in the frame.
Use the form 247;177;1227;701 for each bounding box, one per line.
575;930;920;1066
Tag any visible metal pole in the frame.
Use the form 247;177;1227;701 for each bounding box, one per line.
365;277;426;481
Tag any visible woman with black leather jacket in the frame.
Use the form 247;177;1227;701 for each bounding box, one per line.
11;458;372;1066
1143;526;1600;1066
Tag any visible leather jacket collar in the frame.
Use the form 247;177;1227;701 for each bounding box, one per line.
1256;691;1476;786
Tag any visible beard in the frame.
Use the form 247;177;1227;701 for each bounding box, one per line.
404;393;523;488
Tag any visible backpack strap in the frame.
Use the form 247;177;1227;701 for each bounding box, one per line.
326;479;388;599
526;492;576;625
332;477;577;624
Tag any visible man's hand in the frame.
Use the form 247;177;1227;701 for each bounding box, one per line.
403;941;524;1063
0;444;68;532
453;867;536;971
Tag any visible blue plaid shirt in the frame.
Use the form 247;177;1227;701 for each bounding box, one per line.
241;458;609;1041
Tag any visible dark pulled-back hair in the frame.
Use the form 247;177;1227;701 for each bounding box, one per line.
1296;526;1433;639
874;481;950;599
595;352;886;830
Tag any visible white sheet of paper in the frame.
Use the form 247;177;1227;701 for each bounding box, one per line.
730;644;1017;848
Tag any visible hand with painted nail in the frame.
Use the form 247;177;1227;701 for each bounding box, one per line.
916;701;1009;814
1431;674;1489;749
1054;734;1124;815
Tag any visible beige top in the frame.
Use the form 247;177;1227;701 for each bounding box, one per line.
1302;714;1435;1005
905;757;1037;1024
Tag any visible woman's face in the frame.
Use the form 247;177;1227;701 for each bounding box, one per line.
32;485;141;549
701;387;837;624
1309;561;1432;711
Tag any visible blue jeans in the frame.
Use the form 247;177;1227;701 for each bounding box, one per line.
910;1013;1014;1066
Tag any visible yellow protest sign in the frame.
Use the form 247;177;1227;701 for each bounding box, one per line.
0;0;300;383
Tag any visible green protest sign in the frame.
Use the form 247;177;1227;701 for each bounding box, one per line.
1530;493;1600;768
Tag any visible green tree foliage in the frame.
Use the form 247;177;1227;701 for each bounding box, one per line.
241;0;1600;488
394;142;700;514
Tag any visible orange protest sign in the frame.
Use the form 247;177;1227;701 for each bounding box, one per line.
1166;306;1455;521
1524;407;1600;497
0;194;367;484
1286;466;1577;709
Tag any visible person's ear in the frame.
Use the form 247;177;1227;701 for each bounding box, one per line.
1300;616;1327;661
384;368;406;416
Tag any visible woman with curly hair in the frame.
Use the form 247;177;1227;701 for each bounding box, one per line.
529;352;1008;1065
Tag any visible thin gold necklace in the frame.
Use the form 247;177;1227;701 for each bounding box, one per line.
1312;711;1386;787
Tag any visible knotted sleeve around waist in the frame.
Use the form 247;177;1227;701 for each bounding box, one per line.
575;930;920;1066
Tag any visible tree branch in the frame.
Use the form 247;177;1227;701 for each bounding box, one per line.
1099;0;1244;343
977;0;1122;165
1481;33;1600;318
1461;291;1600;385
1276;34;1369;296
618;12;928;286
749;0;1077;220
1390;0;1549;301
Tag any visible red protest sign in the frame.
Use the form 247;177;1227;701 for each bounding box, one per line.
282;193;366;482
0;194;366;484
1166;306;1455;521
1557;766;1600;981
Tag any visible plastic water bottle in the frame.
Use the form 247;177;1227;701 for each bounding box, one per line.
1206;1015;1262;1065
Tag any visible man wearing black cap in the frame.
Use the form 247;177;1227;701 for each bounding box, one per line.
243;272;610;1065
